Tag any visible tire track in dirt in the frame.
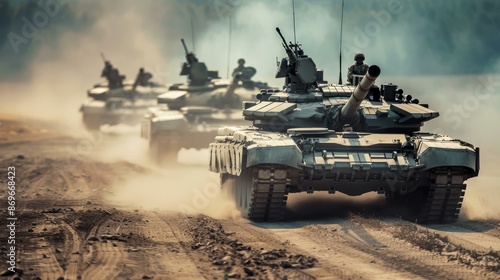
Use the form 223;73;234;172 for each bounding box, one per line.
135;211;204;279
60;222;83;280
34;239;65;280
221;219;321;279
355;217;500;279
254;220;409;279
80;216;127;280
424;223;500;252
252;218;475;280
83;241;124;280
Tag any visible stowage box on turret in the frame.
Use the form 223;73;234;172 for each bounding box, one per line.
208;28;480;223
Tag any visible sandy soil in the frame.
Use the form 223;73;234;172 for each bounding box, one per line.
0;115;499;280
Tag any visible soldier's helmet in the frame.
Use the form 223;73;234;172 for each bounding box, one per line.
354;52;365;62
238;58;245;65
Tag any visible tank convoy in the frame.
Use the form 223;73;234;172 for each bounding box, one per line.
141;39;273;162
80;56;168;130
209;28;480;223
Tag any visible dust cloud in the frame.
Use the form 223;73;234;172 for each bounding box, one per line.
0;1;200;134
379;74;500;220
1;1;498;220
106;160;240;220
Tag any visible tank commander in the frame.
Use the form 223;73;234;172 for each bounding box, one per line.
101;61;125;88
347;52;369;84
133;67;153;89
231;58;258;85
231;58;246;77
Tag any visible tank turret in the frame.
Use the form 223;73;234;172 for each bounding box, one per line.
179;38;219;86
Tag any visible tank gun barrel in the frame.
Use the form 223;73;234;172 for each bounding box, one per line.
181;38;198;66
341;65;381;119
100;52;106;63
276;27;296;62
223;73;241;105
181;38;189;55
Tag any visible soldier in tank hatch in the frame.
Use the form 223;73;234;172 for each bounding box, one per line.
231;58;257;86
101;61;125;88
133;67;153;89
347;52;369;85
232;58;246;77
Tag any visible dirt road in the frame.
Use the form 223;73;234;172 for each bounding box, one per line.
0;116;499;280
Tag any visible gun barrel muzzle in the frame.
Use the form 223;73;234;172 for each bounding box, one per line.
341;65;381;120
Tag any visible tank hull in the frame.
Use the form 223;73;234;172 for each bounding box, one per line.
80;81;168;130
141;106;251;163
80;98;158;129
209;127;479;223
141;80;269;163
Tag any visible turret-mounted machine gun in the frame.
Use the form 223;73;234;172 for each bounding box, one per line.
179;38;219;86
274;28;326;93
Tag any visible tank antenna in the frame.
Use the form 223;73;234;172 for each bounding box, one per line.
190;17;196;53
338;0;344;85
226;15;232;78
292;0;297;56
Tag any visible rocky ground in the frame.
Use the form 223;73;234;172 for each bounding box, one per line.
0;115;499;280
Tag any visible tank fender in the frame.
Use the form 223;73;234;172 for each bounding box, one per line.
415;137;479;175
246;144;303;169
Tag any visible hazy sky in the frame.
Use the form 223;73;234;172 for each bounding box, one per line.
1;0;499;83
0;1;498;217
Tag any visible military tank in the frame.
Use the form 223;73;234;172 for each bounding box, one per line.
80;58;168;130
141;39;273;162
209;28;480;223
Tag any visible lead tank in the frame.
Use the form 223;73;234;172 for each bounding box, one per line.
209;28;480;223
141;39;273;162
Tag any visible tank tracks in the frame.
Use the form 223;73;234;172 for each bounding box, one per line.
416;167;467;223
248;165;290;222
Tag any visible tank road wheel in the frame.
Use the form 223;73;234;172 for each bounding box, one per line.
82;114;101;130
222;169;253;217
387;167;468;224
149;132;180;164
222;165;290;222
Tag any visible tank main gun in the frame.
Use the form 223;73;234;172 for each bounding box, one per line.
341;65;380;120
276;27;297;63
181;38;198;66
222;73;241;107
100;52;107;63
